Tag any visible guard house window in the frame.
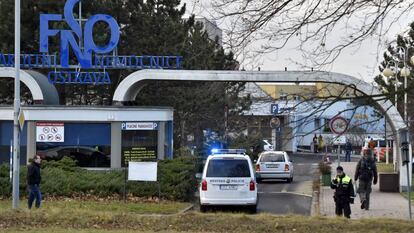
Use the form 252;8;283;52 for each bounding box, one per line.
314;118;320;131
323;118;331;132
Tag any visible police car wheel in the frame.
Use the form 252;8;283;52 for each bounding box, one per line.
200;205;208;213
247;205;257;214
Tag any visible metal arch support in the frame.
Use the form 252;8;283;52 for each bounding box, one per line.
113;69;410;190
0;67;59;105
113;70;404;130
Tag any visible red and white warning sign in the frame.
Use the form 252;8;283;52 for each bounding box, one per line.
36;122;64;142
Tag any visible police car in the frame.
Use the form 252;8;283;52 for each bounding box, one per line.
199;149;257;213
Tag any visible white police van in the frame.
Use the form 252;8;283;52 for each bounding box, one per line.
199;149;257;213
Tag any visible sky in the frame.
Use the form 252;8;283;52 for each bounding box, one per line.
182;0;414;83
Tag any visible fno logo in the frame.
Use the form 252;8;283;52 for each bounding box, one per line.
40;0;120;68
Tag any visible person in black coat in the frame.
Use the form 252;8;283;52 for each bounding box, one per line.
27;155;42;209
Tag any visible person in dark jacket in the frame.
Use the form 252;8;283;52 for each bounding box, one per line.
354;151;378;210
27;155;42;209
345;141;352;162
331;166;355;218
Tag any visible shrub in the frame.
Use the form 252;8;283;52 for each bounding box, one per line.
0;156;197;201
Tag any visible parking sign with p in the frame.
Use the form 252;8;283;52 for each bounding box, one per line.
271;104;279;115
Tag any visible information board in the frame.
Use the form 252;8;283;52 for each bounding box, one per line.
36;122;65;142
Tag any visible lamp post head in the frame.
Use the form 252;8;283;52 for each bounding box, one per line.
401;67;411;77
383;67;394;77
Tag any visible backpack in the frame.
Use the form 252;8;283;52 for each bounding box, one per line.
359;158;374;181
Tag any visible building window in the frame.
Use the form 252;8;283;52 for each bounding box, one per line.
314;118;320;131
36;123;111;167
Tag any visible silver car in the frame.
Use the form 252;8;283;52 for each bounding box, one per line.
255;151;293;183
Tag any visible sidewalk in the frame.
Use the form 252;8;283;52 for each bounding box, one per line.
295;151;360;159
319;161;412;220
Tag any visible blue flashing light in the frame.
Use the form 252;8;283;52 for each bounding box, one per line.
211;149;246;155
211;148;219;154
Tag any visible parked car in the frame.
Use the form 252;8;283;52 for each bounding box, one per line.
37;146;110;167
255;151;294;183
199;149;257;213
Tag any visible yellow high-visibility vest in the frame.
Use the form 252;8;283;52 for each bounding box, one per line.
336;175;351;184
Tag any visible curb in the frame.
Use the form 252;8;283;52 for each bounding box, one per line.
131;204;194;217
178;204;195;214
310;176;321;217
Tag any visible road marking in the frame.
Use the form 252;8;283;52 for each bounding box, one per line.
258;191;312;198
281;184;289;192
295;163;318;166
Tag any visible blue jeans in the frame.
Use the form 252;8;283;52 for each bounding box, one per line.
28;184;42;209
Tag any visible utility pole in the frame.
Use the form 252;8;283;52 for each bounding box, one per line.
12;0;21;209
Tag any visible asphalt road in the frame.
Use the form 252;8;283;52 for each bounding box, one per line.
196;153;358;215
257;153;324;215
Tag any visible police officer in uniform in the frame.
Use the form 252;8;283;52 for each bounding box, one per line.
331;166;355;218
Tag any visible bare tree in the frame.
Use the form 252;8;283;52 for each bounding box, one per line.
211;0;414;68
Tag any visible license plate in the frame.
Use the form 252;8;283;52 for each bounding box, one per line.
220;185;237;190
266;164;279;168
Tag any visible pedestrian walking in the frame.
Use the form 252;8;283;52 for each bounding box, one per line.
345;140;352;162
313;134;318;153
368;138;376;158
318;135;324;152
331;166;355;218
27;155;42;209
354;151;377;210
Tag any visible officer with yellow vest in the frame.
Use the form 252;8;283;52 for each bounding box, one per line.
330;166;355;218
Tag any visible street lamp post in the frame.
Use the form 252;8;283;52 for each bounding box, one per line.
383;48;414;220
383;60;399;165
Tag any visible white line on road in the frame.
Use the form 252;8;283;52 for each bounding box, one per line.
295;163;318;166
281;184;289;192
258;191;312;198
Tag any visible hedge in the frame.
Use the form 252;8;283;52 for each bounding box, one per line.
0;156;198;201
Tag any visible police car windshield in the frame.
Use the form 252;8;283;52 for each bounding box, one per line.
260;153;285;162
206;159;251;177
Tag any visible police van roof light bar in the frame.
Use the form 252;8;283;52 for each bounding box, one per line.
211;149;246;155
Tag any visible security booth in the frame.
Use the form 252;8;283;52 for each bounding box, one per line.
0;106;173;168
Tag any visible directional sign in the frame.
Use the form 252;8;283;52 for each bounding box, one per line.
18;111;25;131
121;122;158;130
271;104;279;115
329;116;348;135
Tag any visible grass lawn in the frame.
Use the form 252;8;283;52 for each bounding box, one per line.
0;199;190;215
0;212;413;233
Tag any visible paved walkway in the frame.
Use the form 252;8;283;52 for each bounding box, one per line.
319;161;412;220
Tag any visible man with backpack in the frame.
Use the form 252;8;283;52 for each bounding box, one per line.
354;150;378;210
